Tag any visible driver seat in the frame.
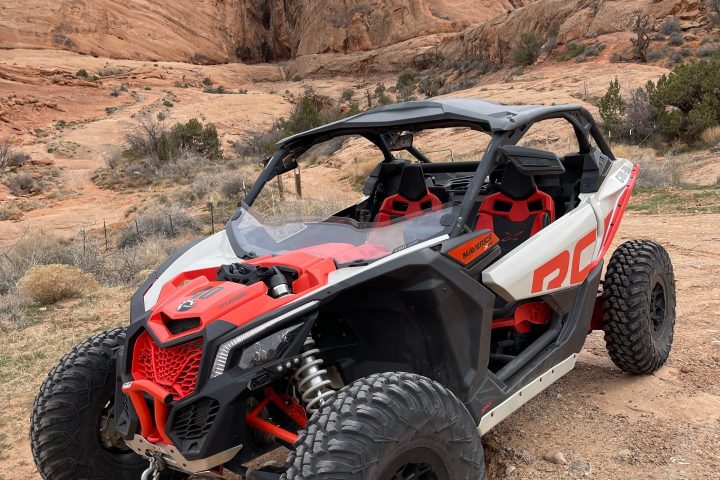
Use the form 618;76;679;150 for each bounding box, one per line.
475;163;554;255
376;166;441;223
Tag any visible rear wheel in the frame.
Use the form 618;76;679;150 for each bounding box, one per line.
30;328;186;480
283;372;485;480
603;240;676;374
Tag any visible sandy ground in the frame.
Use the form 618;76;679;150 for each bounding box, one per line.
1;212;718;480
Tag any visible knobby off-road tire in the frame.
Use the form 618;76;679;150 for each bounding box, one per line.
30;328;185;480
283;372;485;480
603;240;676;374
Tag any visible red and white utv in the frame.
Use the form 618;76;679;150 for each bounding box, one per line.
30;99;675;480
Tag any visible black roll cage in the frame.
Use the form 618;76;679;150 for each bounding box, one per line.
240;108;614;238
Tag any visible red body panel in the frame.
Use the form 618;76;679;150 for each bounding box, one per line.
146;250;338;343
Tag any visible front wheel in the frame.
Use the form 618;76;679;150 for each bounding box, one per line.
283;372;486;480
30;328;186;480
603;239;676;374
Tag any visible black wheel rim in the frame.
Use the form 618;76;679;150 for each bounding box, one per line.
650;281;667;341
380;447;450;480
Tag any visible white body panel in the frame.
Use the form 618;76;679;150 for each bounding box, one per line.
483;158;634;301
144;231;241;310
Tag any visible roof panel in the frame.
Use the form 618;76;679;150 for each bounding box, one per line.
278;98;591;147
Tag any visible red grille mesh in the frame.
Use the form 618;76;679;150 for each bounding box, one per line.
131;331;203;399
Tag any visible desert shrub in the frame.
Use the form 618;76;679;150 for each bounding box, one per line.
233;123;285;159
701;125;720;146
0;293;30;325
560;41;587;61
667;33;684;46
647;47;670;61
621;87;657;142
202;77;213;86
581;43;606;59
667;52;684;66
220;174;251;200
648;59;720;141
598;78;626;135
203;85;226;94
281;89;324;136
634;154;682;188
545;36;558;54
0;235;75;294
168;119;222;160
396;68;418;100
659;18;682;35
125;115;165;156
340;89;354;102
374;83;392;106
0;205;22;221
76;69;98;81
18;264;98;304
698;43;719;57
7;173;36;196
117;209;202;248
0;139;10;168
101;236;183;285
0;139;30;169
125;116;222;167
418;76;442;98
105;147;121;169
511;32;541;66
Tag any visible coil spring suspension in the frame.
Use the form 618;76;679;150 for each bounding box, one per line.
292;336;334;412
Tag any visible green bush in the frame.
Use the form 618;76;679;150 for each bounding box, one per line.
374;83;392;105
167;118;222;160
396;68;418;100
559;41;587;61
648;59;720;141
510;33;541;66
598;78;626;135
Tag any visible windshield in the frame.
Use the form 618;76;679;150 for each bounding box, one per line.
227;204;458;264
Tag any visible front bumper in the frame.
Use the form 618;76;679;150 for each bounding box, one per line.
125;434;241;475
115;308;316;468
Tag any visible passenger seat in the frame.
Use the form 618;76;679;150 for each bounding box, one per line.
376;166;442;223
475;163;554;255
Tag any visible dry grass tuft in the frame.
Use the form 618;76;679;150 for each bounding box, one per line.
17;264;98;304
701;125;720;147
341;157;378;191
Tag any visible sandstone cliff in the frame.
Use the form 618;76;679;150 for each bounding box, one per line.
0;0;531;63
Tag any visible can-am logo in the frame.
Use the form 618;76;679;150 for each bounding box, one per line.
177;299;196;312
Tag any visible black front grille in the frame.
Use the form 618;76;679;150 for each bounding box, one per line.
171;398;219;440
165;317;201;335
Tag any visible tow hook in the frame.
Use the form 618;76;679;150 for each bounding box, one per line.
141;454;165;480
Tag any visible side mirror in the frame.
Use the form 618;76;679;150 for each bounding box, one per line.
384;133;414;151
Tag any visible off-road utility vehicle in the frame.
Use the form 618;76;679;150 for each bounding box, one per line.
30;99;675;480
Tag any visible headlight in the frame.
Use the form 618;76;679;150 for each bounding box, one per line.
210;301;318;378
238;324;302;369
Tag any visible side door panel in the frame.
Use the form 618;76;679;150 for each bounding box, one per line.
482;159;636;301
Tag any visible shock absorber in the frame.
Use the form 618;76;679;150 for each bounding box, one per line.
292;336;335;412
